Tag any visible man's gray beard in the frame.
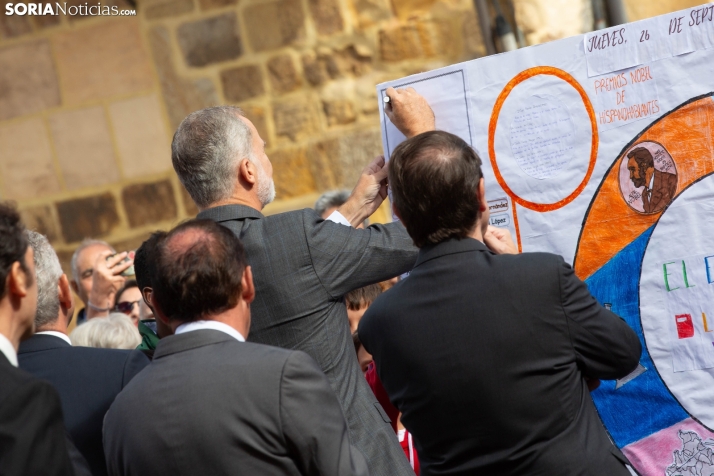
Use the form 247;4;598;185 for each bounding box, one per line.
257;169;276;207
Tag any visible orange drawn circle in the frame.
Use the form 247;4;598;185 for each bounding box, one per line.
487;66;599;212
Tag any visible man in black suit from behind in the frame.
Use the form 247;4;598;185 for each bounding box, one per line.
359;95;642;476
104;219;368;476
0;203;77;476
18;231;149;476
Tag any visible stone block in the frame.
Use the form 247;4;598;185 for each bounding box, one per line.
148;26;220;129
30;14;61;30
462;9;485;57
177;13;242;67
267;55;300;94
179;183;199;216
269;147;317;199
337;128;382;187
273;100;318;142
379;23;426;61
243;0;305;52
306;138;341;190
0;118;61;200
199;0;237;11
20;205;59;243
379;20;453;61
0;40;61;121
323;100;356;126
52;19;154;105
122;180;178;228
110;233;152;254
390;0;438;18
56;193;120;243
302;44;372;85
302;52;328;86
221;65;264;102
308;0;343;36
0;1;32;38
351;0;392;27
514;0;593;45
143;0;194;20
109;94;172;179
49;107;121;190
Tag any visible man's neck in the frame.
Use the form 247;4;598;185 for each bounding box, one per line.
203;194;262;213
169;306;249;338
36;324;67;335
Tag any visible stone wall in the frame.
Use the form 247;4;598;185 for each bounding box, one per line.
0;0;485;273
0;0;699;276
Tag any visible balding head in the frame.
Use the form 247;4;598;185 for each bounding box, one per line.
389;131;485;248
152;219;250;324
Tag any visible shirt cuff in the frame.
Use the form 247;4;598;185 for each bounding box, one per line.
326;210;351;227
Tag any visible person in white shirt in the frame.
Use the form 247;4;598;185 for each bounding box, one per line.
104;218;368;476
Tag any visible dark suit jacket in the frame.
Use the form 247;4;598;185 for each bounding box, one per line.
198;205;418;476
0;353;75;476
18;334;149;476
642;168;677;213
103;329;369;476
359;238;642;476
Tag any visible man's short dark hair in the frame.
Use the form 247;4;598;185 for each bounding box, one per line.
345;284;382;311
389;131;483;248
134;231;167;294
627;147;654;170
0;202;31;299
152;220;246;323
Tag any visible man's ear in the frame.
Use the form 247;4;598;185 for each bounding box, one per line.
477;177;487;213
149;293;170;326
8;261;30;298
58;274;74;314
241;266;255;305
238;158;258;186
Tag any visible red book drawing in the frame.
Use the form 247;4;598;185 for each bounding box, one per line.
676;314;694;339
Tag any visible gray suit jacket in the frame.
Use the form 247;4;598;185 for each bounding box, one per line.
198;205;418;476
103;329;369;476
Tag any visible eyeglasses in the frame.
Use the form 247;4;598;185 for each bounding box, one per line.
115;300;140;314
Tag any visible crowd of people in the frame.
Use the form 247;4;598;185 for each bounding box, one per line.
0;87;641;476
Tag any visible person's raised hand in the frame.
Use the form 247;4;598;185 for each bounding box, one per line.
86;250;133;318
338;156;389;228
384;87;435;138
484;226;518;255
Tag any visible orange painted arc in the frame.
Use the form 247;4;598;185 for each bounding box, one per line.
487;66;599;213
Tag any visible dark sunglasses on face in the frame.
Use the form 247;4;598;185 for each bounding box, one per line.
116;300;140;314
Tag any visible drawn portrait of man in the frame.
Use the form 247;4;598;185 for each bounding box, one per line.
626;146;677;213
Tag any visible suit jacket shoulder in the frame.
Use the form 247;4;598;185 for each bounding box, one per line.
0;360;74;476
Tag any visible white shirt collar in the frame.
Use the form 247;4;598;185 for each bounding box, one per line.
326;210;351;227
175;320;245;342
35;331;72;346
648;170;655;190
0;333;18;367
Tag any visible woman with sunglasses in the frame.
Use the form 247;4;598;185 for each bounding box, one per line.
114;280;142;327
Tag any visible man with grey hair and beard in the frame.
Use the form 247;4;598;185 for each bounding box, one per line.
18;231;149;476
171;91;433;475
